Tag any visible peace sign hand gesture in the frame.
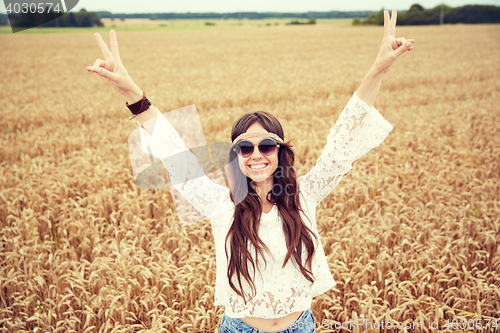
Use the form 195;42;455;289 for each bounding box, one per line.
87;30;142;103
373;9;414;74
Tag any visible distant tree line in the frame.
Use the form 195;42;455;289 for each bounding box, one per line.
0;9;374;27
5;5;496;28
1;9;102;27
353;4;500;25
94;10;372;20
286;18;317;25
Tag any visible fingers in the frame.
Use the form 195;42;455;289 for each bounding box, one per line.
383;10;390;38
395;40;413;57
391;9;397;37
93;59;106;69
110;30;120;58
88;31;122;83
395;38;415;47
95;67;116;80
86;58;114;78
94;32;112;59
86;59;105;73
395;37;406;46
396;38;415;52
87;64;116;80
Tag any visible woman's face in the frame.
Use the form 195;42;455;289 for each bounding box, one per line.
237;122;279;185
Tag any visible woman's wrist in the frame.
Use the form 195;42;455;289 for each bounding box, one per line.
123;85;144;104
367;63;386;79
123;86;158;126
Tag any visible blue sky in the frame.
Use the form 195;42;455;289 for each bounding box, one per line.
2;0;500;13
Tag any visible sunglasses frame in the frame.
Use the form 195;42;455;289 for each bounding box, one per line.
233;138;280;158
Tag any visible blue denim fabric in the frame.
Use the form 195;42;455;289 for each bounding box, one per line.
219;308;317;333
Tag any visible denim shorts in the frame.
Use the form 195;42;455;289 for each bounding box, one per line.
219;308;317;333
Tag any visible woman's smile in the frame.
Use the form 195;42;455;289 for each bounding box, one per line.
248;163;268;170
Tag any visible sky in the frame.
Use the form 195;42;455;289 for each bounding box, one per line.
1;0;500;14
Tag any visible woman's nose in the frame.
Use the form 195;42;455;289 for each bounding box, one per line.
249;146;264;159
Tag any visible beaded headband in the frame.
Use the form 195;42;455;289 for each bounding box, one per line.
232;132;284;145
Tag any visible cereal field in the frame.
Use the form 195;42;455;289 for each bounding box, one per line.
0;22;499;332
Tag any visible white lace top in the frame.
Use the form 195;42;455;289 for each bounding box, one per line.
136;92;393;319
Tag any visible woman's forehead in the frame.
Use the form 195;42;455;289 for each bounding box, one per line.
245;122;266;133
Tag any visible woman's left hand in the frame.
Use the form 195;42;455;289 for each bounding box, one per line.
373;9;414;74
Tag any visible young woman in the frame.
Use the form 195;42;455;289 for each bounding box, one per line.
87;9;413;333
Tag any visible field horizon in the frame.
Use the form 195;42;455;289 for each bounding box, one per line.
0;18;354;34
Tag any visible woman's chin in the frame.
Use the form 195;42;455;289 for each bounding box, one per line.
247;172;273;184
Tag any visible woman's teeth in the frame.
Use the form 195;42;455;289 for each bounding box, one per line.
249;164;267;169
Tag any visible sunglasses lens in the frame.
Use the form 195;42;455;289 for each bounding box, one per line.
237;141;254;157
258;139;278;156
236;139;278;157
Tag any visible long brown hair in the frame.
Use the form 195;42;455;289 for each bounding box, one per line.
225;111;318;303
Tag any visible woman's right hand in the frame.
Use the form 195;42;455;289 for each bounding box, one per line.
87;30;143;103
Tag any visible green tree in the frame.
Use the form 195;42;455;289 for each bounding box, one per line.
68;12;77;26
73;9;103;27
89;12;104;27
376;9;385;25
363;12;377;24
445;5;500;24
408;4;424;12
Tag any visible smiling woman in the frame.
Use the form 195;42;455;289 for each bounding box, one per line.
86;9;413;332
233;116;281;188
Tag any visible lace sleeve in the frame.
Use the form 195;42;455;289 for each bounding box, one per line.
299;91;393;206
137;108;234;223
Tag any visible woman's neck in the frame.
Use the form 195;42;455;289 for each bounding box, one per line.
254;176;274;205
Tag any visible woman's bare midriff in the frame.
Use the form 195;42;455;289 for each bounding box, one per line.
240;311;303;332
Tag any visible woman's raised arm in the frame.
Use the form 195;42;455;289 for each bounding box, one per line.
356;9;414;107
86;30;157;127
299;9;412;206
87;30;234;224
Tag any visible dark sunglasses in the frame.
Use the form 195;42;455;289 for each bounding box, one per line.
234;138;280;158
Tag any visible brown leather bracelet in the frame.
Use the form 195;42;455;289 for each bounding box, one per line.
126;91;152;120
